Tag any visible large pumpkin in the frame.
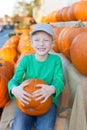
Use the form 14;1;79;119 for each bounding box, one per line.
16;79;52;116
70;32;87;75
73;1;87;21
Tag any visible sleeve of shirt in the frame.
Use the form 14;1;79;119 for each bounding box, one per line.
8;56;27;99
51;56;65;98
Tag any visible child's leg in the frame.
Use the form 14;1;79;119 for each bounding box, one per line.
11;108;35;130
0;99;17;130
35;104;57;130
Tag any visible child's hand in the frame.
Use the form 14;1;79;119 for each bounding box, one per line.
12;81;32;106
32;84;55;103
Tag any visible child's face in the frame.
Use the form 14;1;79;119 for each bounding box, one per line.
31;31;53;56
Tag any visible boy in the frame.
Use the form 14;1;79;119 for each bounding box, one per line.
8;23;64;130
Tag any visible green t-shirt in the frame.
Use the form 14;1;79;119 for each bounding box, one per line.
8;53;64;106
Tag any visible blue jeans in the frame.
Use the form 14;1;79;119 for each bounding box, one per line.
11;103;57;130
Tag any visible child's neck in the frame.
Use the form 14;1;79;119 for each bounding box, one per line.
35;54;48;61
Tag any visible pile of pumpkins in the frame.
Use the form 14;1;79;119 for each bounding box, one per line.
41;1;87;23
52;21;87;76
0;21;87;112
0;29;34;109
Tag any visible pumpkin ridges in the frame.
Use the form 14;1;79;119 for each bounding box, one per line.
68;3;77;21
61;6;70;21
55;9;63;22
52;27;64;53
58;26;71;52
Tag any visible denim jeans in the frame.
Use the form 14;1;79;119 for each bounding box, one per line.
11;103;57;130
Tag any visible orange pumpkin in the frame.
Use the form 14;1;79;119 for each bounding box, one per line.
67;3;77;21
70;32;87;75
17;32;34;54
0;47;18;64
61;6;70;21
3;35;20;50
16;79;52;116
58;26;71;53
52;27;64;53
0;74;10;107
55;9;63;22
10;35;20;43
0;59;14;75
74;1;87;21
3;39;17;50
47;11;57;22
0;63;13;81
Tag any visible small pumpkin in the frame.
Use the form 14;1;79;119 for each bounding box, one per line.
16;79;52;116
